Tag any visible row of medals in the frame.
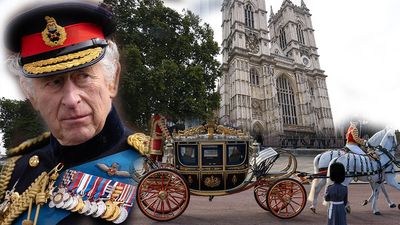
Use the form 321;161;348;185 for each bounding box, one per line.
48;187;128;224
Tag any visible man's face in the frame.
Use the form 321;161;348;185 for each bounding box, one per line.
28;62;119;146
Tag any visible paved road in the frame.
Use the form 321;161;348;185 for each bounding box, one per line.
131;156;400;225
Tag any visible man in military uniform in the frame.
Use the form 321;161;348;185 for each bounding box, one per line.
345;121;367;155
0;1;145;224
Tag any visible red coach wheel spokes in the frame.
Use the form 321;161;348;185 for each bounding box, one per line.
136;168;190;222
254;179;272;211
266;178;307;219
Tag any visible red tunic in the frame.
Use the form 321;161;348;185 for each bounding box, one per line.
346;125;364;145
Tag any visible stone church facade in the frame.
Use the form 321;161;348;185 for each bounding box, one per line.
218;0;335;146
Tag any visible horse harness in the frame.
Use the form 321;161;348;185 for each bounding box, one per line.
337;145;399;183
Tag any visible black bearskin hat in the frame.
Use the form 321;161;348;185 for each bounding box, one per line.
329;162;345;183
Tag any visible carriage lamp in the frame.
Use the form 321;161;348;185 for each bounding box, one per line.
251;141;260;161
164;139;174;165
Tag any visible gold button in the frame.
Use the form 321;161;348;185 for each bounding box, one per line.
29;155;40;167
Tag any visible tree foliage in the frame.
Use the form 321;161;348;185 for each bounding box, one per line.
104;0;221;130
0;98;45;149
0;0;221;146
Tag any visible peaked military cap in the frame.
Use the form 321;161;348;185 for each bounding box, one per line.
5;0;115;78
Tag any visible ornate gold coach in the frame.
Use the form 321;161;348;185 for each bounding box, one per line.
172;123;251;194
132;117;307;222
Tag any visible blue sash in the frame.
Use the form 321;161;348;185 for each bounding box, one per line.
13;150;142;225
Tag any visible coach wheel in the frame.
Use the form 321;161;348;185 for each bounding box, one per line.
136;168;190;221
254;179;273;211
266;178;306;219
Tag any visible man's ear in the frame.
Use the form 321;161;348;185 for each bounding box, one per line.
108;62;121;98
19;78;39;111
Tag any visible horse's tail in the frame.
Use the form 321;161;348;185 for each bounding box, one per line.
308;153;322;202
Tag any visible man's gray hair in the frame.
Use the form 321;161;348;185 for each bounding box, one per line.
7;40;120;97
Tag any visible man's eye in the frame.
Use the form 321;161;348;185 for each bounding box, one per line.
75;73;92;82
78;73;90;79
45;78;63;88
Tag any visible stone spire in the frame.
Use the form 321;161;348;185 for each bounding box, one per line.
282;0;293;6
270;5;274;18
301;0;309;10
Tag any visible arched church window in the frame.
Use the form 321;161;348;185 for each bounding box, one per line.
244;4;254;28
279;28;287;49
277;76;297;125
250;68;259;86
308;81;314;97
296;23;305;44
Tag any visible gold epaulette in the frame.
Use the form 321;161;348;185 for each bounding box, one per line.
0;156;22;201
6;132;51;157
127;133;150;155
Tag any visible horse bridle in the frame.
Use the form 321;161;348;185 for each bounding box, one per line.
373;135;400;168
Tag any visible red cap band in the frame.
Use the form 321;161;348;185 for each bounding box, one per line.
21;23;105;57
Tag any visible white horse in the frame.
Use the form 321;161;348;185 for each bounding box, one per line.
308;128;400;214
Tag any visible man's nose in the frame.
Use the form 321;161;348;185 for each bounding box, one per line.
61;79;82;107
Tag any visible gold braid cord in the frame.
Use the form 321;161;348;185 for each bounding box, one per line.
7;132;50;157
23;47;103;75
127;133;150;155
0;164;62;225
0;156;22;201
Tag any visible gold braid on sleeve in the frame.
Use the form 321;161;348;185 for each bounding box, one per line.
7;132;50;157
350;128;365;145
0;156;22;201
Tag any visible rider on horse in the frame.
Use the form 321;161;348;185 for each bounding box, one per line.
345;121;367;155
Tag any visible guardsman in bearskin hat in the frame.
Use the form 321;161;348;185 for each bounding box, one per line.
0;1;147;224
325;162;348;225
345;121;367;155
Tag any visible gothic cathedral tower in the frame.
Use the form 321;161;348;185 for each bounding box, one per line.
219;0;334;146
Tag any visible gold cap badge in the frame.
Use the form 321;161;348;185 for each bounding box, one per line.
41;16;67;47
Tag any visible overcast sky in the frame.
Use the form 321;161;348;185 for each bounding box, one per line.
0;0;399;148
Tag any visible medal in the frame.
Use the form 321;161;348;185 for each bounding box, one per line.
48;200;56;208
107;204;121;221
93;201;106;218
113;206;128;224
101;200;116;219
64;171;84;211
85;201;98;216
78;200;91;214
71;197;85;212
53;191;64;208
92;178;112;218
62;190;70;202
53;169;137;223
62;195;73;209
66;196;79;210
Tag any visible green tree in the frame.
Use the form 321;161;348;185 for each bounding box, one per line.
104;0;221;130
0;98;45;149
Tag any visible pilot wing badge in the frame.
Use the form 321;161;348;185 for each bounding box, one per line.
96;163;131;177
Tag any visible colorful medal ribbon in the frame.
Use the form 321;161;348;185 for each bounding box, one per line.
56;169;135;223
